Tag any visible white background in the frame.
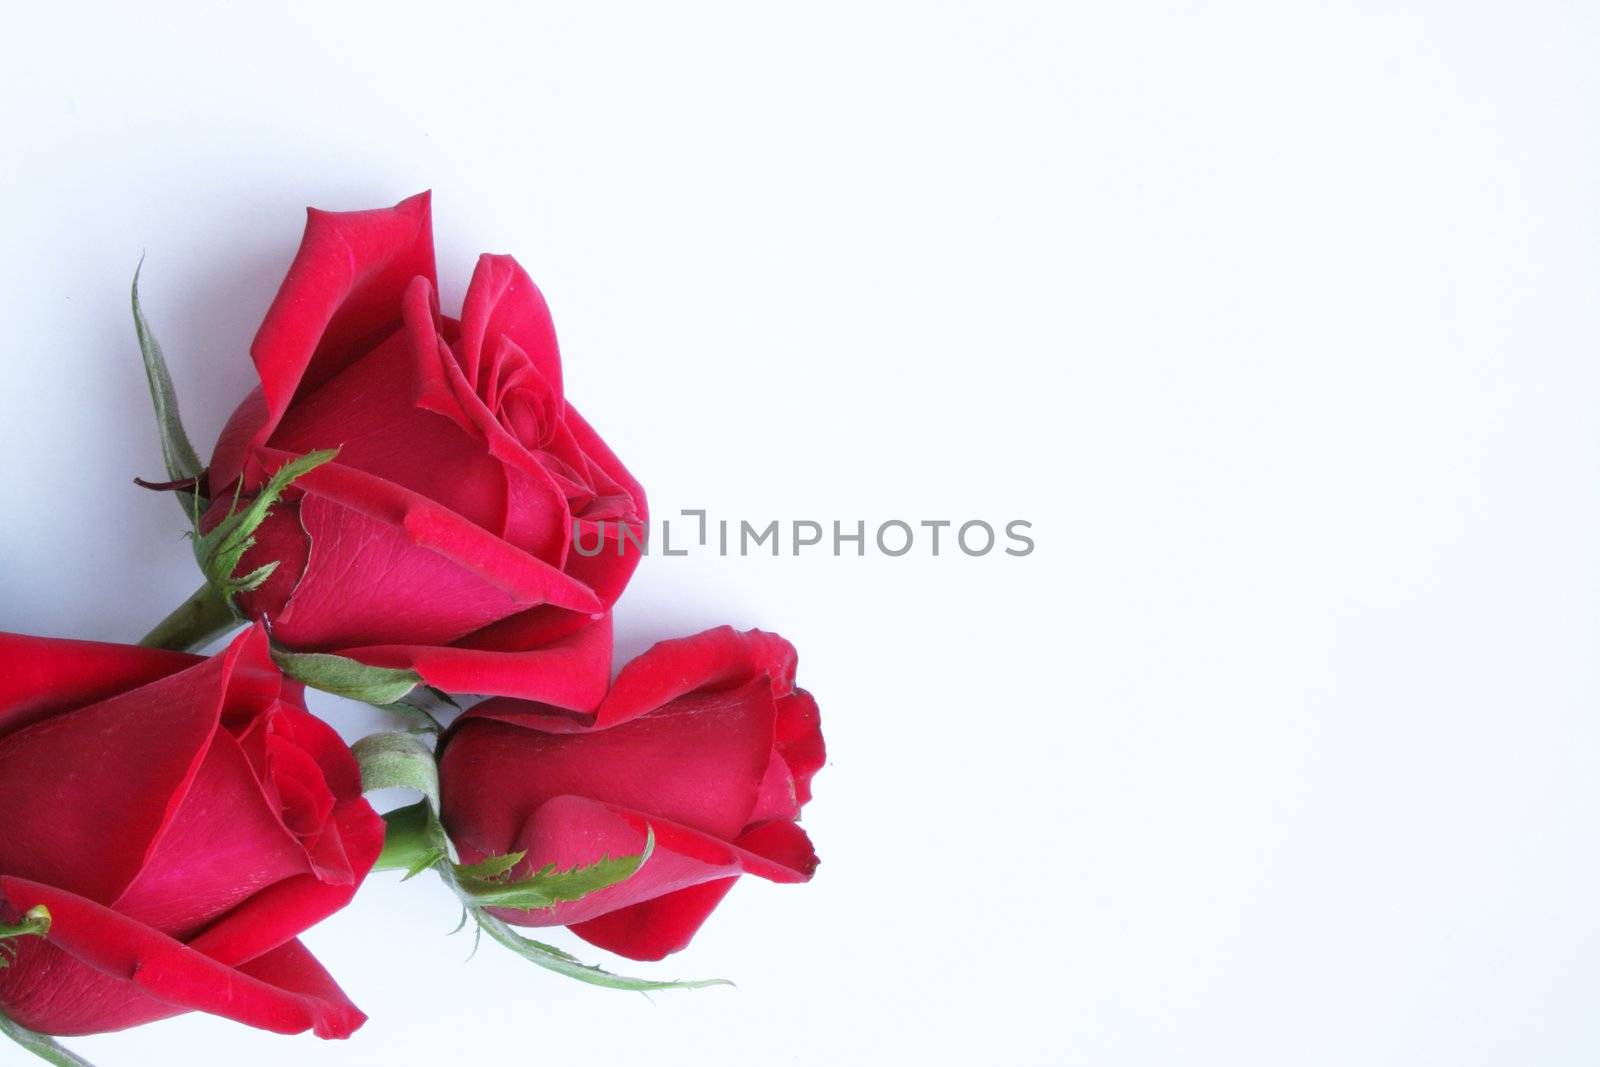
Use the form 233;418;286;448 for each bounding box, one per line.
1;2;1597;1064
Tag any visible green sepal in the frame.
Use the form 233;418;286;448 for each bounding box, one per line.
0;908;100;1065
378;801;725;991
471;908;731;992
454;852;526;881
0;906;51;968
272;648;421;705
374;686;457;734
454;829;655;911
353;733;441;812
195;449;336;600
131;262;205;516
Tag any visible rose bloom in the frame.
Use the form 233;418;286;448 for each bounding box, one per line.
208;192;645;708
439;627;824;961
0;625;382;1038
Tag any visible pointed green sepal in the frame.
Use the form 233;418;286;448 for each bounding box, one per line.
195;449;336;600
131;262;205;516
374;686;457;734
270;647;421;705
471;907;732;992
453;852;527;881
0;905;51;969
379;801;728;991
454;829;655;911
0;908;101;1065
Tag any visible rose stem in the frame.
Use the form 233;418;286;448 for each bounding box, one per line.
138;582;239;652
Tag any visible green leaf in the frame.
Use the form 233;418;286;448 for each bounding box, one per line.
455;829;655;910
352;733;440;812
0;1012;98;1067
131;262;205;516
271;647;420;705
471;908;731;992
194;449;337;599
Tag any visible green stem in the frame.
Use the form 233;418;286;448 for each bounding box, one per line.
376;801;447;873
0;906;49;942
0;1012;97;1067
138;582;238;652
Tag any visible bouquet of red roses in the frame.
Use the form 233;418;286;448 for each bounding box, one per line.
0;193;824;1064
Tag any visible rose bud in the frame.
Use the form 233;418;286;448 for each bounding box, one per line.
439;626;824;961
206;192;645;708
0;624;383;1039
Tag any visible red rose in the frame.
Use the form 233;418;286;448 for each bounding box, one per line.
207;192;646;708
439;626;824;961
0;625;383;1038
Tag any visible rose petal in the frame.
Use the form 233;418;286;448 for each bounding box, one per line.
0;634;197;741
254;446;601;648
184;800;384;968
0;925;182;1035
592;626;798;730
211;193;435;491
0;877;365;1038
455;254;562;400
404;280;573;563
267;327;508;534
471;798;810;932
261;701;365;803
110;730;310;939
568;876;738;961
446;673;777;842
734;819;819;879
0;628;274;904
344;611;613;708
234;939;366;1040
775;688;825;807
747;750;801;825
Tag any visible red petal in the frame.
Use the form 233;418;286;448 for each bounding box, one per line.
257;446;601;644
211;193;435;491
735;819;819;879
593;627;798;729
446;673;777;841
551;404;648;612
0;877;365;1038
267;326;508;534
109;730;310;939
407;280;573;563
234;939;366;1040
455;254;562;400
0;926;182;1035
775;688;825;807
184;800;384;968
470;797;810;932
747;750;801;825
342;611;612;708
0;629;276;904
564;403;648;528
569;877;738;961
0;633;196;741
